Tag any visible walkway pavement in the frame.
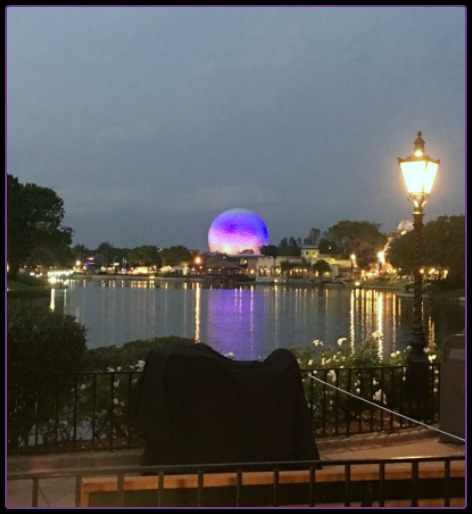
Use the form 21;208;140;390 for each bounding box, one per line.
6;427;465;508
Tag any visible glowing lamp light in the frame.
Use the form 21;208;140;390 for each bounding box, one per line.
398;131;439;208
208;208;269;255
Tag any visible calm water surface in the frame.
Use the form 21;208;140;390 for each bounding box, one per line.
50;278;465;360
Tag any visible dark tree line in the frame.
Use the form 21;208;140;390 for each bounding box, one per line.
7;174;73;278
262;221;387;270
7;174;464;286
388;215;464;286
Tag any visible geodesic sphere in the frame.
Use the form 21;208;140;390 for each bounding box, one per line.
208;208;269;255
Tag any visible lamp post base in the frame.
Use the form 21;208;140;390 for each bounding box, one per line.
402;359;433;422
402;325;433;421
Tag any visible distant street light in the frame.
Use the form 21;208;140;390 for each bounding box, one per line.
398;131;439;419
350;254;356;275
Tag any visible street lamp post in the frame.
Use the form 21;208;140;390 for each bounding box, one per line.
398;131;439;419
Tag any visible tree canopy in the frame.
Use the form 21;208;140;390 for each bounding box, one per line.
7;174;73;277
278;237;302;257
127;245;161;267
159;245;193;267
304;228;321;246
388;215;465;286
322;220;386;269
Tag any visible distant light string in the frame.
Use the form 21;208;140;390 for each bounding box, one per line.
308;373;465;443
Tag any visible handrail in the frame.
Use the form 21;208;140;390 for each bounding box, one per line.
308;372;464;443
7;455;465;508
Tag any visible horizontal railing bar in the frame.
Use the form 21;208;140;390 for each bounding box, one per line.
8;455;465;482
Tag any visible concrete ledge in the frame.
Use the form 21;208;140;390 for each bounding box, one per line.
7;426;452;475
317;426;438;452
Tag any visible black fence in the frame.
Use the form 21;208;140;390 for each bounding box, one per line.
7;364;440;455
8;456;465;507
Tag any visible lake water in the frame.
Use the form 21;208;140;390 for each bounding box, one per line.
50;278;465;361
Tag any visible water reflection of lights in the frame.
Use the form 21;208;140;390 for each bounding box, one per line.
49;288;55;311
49;287;68;312
348;289;389;355
376;294;383;357
54;280;463;358
426;315;436;351
349;290;356;351
194;283;201;342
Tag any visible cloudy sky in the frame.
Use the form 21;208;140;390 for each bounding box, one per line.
6;6;466;252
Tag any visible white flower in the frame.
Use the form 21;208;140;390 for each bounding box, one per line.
117;366;122;371
307;359;313;366
371;331;382;340
107;367;115;372
327;370;336;382
373;389;385;403
428;354;437;362
337;338;347;346
313;339;323;347
113;398;119;405
136;360;145;371
225;352;234;359
79;384;87;391
113;380;120;388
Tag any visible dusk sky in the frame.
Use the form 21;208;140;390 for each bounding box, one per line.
6;6;466;252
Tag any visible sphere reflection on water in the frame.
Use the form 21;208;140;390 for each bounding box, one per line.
49;279;464;361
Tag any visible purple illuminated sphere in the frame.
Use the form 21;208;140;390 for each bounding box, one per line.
208;209;269;255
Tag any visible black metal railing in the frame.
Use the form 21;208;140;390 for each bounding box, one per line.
7;455;465;507
305;363;440;437
7;363;440;455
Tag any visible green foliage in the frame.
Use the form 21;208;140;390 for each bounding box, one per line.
7;301;87;448
388;215;465;287
312;259;331;276
304;228;321;246
8;330;197;451
7;274;50;298
7;287;51;300
278;237;302;257
83;336;197;371
159;246;193;266
290;333;439;370
7;174;74;277
127;245;161;267
290;334;439;433
260;244;279;257
322;220;386;268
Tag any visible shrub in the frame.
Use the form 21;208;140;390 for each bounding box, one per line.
83;336;196;371
7;300;87;448
290;334;439;432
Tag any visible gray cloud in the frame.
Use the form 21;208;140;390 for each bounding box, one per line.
7;6;465;251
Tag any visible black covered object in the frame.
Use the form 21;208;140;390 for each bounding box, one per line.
130;344;319;466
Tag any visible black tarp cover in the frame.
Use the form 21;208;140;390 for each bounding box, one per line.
131;344;319;466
